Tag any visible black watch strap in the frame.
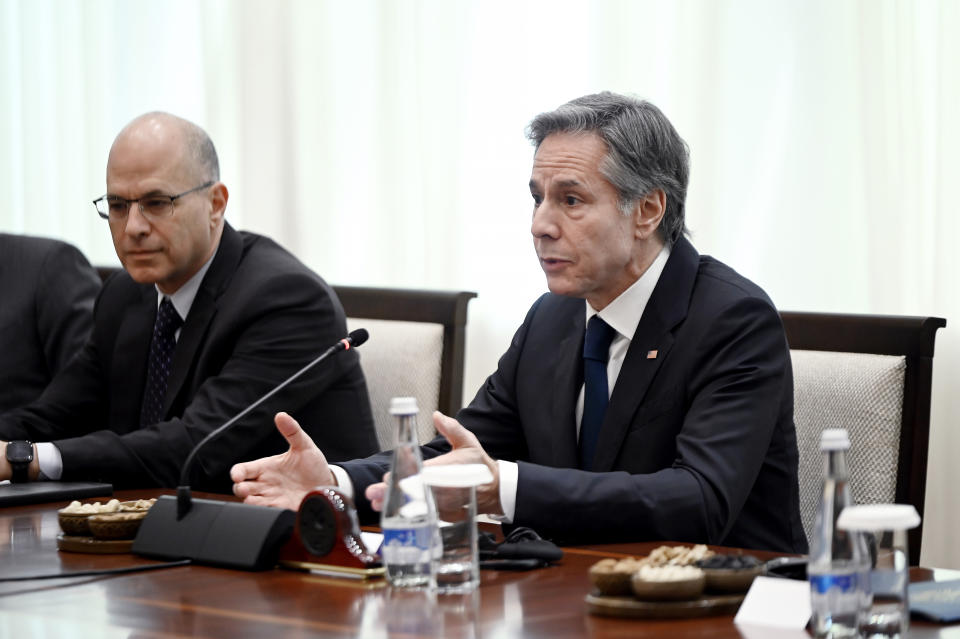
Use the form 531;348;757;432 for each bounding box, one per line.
6;440;34;483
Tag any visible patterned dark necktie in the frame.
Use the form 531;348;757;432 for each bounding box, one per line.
140;297;183;427
579;315;617;470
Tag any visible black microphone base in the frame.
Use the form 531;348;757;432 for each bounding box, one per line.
132;495;295;571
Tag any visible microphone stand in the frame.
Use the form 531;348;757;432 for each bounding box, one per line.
133;329;368;571
177;329;367;519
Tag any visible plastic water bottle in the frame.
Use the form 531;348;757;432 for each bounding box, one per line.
380;397;437;587
808;428;870;637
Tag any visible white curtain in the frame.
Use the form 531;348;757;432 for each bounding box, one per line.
2;0;958;568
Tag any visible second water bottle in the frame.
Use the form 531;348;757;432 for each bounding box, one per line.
380;397;437;587
808;428;870;638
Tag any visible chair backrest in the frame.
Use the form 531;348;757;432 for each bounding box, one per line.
781;311;945;565
333;286;476;450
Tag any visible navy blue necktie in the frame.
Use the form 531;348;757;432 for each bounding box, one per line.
579;315;618;470
140;297;183;427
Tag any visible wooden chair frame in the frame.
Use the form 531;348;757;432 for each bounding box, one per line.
780;311;945;564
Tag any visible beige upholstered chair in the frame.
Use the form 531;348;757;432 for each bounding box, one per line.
781;312;945;564
345;317;443;448
334;286;476;451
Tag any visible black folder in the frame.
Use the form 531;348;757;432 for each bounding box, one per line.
0;481;112;507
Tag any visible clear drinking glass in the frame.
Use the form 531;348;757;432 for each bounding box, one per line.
421;464;494;594
837;503;921;638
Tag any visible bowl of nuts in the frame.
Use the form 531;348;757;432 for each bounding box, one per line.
586;545;755;619
696;553;763;593
589;557;649;596
629;564;706;601
58;499;122;536
88;511;149;540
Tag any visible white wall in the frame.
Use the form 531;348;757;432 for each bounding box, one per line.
2;0;957;567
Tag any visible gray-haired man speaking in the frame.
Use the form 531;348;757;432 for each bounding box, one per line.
232;92;807;553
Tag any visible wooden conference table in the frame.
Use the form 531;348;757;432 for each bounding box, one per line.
0;490;957;638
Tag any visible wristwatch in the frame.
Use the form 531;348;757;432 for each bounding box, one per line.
6;440;34;483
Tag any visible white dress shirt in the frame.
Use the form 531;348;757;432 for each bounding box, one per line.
37;253;216;481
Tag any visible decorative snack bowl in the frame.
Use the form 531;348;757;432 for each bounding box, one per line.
696;554;763;593
58;499;122;536
589;557;648;596
58;511;94;536
88;511;148;540
697;555;764;593
630;565;705;601
700;565;762;593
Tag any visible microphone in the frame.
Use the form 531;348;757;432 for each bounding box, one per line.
132;328;369;571
178;328;368;517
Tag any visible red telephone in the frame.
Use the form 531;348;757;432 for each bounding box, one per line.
278;486;385;579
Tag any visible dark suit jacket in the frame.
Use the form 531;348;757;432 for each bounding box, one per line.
0;224;379;492
342;237;807;553
0;234;101;412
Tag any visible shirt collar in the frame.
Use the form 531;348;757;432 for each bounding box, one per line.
155;249;218;321
585;243;671;341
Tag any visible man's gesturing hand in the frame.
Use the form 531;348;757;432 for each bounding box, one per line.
230;412;333;511
365;411;502;516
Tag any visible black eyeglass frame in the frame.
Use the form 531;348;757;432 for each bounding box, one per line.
92;181;215;221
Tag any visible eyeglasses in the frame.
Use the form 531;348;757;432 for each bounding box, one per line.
93;181;214;222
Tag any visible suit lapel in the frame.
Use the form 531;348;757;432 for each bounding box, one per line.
163;224;243;418
113;286;157;430
590;237;701;472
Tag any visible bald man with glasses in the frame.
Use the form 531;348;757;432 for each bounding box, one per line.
0;112;379;491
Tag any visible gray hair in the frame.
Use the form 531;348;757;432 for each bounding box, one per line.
182;119;220;183
526;92;689;245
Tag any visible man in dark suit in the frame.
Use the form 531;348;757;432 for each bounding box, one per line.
230;93;807;552
0;112;379;491
0;234;101;411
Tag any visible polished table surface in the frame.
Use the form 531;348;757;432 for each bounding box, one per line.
1;489;958;638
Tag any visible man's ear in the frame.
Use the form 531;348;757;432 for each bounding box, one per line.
209;182;229;227
633;188;666;240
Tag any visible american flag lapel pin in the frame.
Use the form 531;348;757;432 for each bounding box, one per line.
646;349;658;359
